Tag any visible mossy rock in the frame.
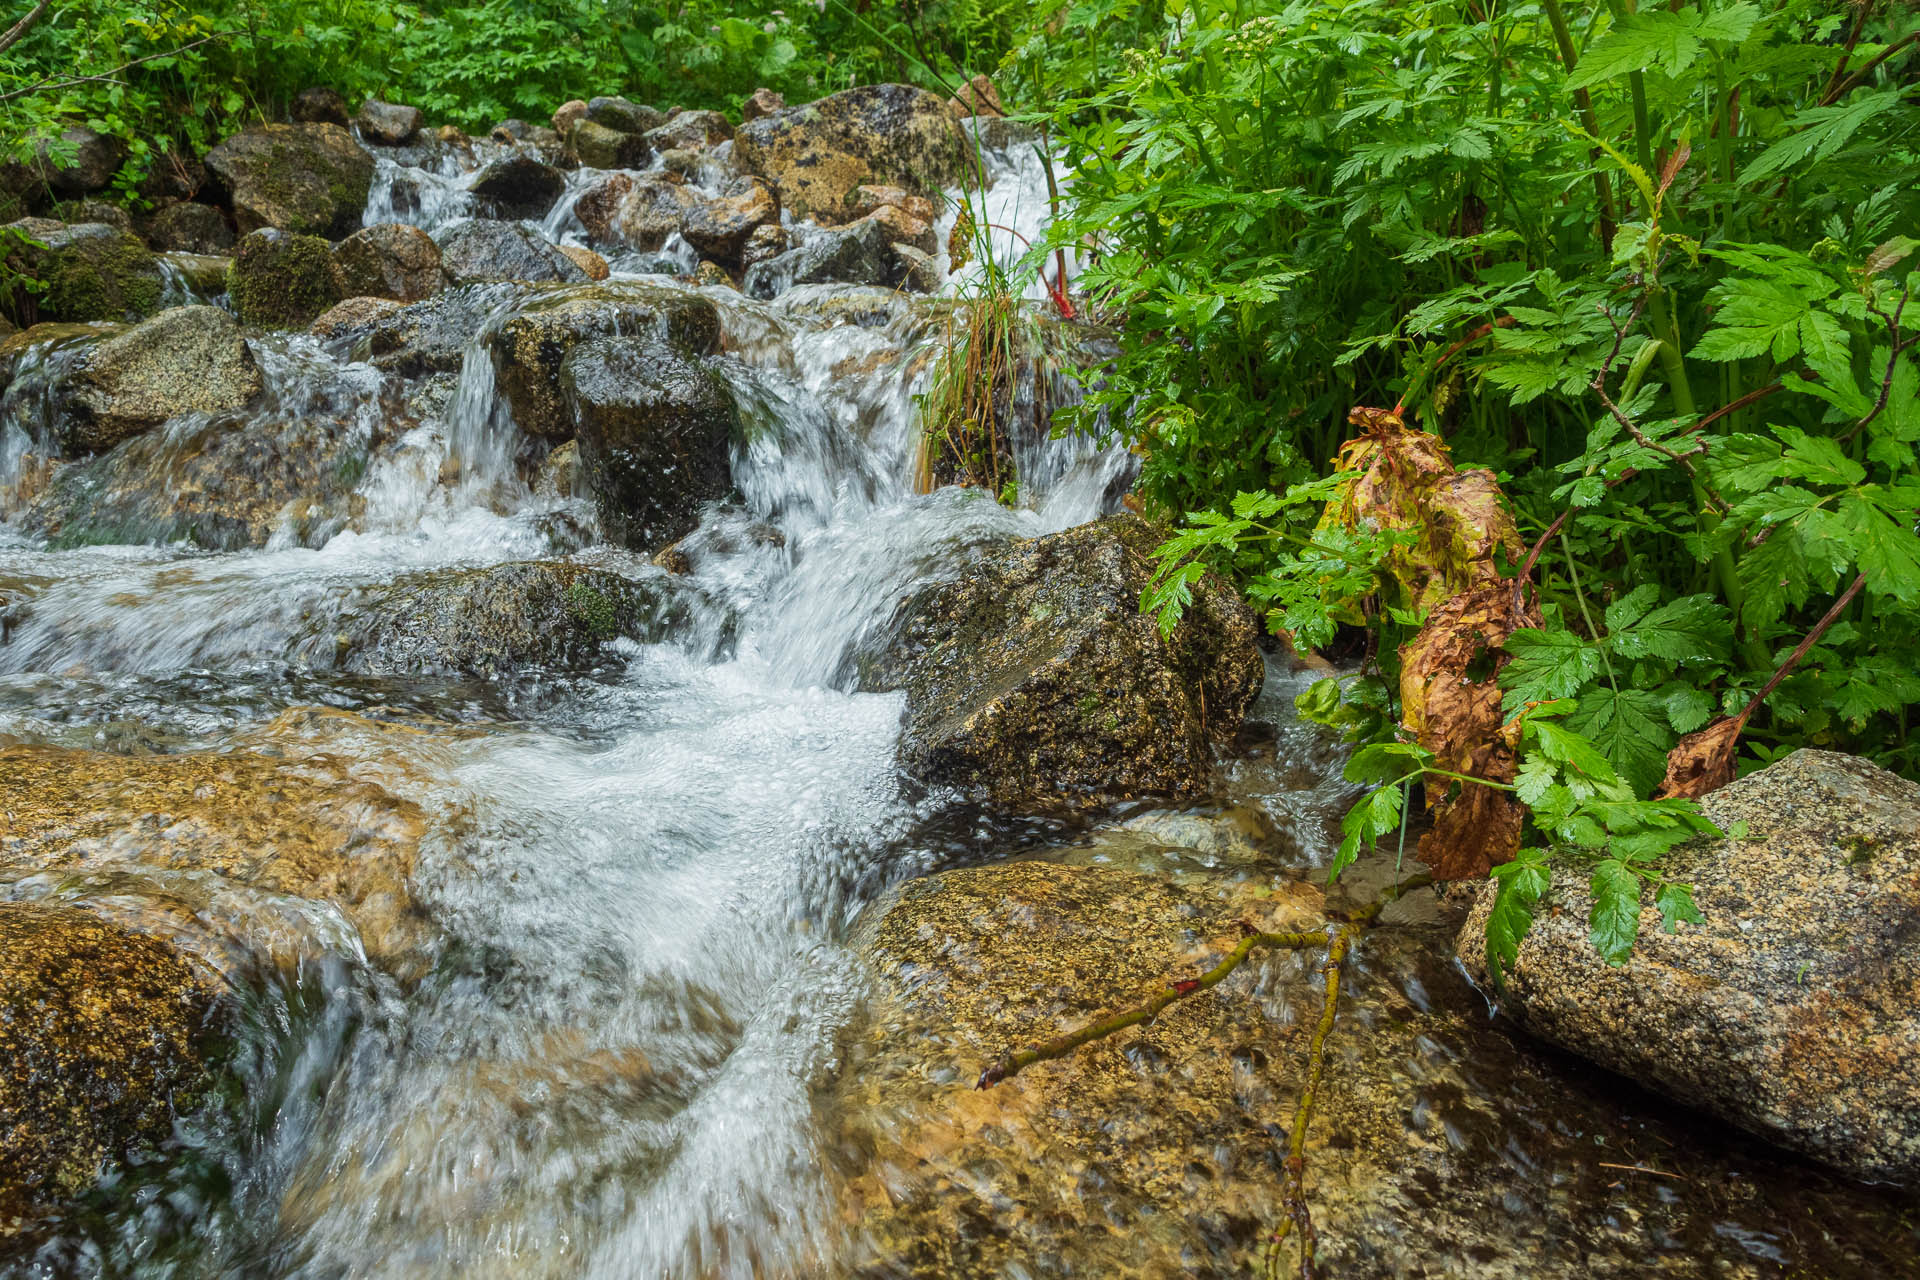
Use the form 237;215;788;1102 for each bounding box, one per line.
4;221;163;325
488;282;723;441
201;123;373;239
0;901;221;1238
857;513;1264;809
226;228;343;328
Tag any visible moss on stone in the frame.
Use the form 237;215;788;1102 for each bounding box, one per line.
10;223;163;324
226;229;343;329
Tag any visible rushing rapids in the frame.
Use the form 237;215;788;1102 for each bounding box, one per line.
2;111;1916;1280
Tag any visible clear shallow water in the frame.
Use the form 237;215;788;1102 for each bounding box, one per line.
3;134;1916;1280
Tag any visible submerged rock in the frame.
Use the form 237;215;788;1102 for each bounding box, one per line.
0;735;433;981
733;83;967;221
488;282;722;441
468;154;565;221
202;123;374;239
332;222;448;302
55;305;261;453
4;221;163;324
562;335;737;552
858;514;1263;809
311;560;709;677
434;219;589;285
21;396;382;550
226;228;343;328
0;901;221;1240
1459;749;1920;1183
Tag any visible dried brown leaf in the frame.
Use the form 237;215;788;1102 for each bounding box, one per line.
1655;715;1746;799
1399;582;1541;880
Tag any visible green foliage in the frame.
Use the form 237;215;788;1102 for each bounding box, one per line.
1049;0;1920;969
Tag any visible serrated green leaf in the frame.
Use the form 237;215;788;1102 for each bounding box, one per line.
1655;882;1705;933
1567;686;1673;795
1738;88;1903;186
1567;4;1758;90
1607;594;1731;664
1663;684;1715;734
1500;629;1603;711
1588;859;1645;964
1485;849;1551;986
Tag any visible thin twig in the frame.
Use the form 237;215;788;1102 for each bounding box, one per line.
0;31;240;104
1598;1162;1684;1180
0;0;49;56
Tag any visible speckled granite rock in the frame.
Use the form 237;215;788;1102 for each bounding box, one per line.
54;305;261;453
857;513;1264;809
1457;749;1920;1183
0;902;221;1241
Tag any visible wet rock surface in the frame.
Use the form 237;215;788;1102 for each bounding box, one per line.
143;201;234;254
468;154;566;221
830;851;1920;1279
1460;749;1920;1183
488;282;722;441
858;513;1264;809
0;901;222;1243
562;335;738;552
202;123;374;239
54;304;261;453
332;223;448;302
357;283;516;375
356;99;425;146
680;177;778;264
734;83;967;221
568;119;653;170
435;219;589;285
306;559;708;678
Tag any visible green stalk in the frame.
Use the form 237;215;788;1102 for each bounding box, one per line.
1541;0;1618;245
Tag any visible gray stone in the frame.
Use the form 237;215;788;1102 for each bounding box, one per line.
644;109;732;152
356;98;425;146
434;219;588;285
743;218;894;299
585;96;666;136
143;201;233;254
562;336;737;552
1458;749;1920;1183
5;221;163;324
56;305;261;453
857;514;1264;809
35;126;126;197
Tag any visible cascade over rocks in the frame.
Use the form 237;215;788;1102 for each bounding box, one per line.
857;514;1264;809
357;284;516;375
733;83;968;221
202;123;374;239
743;218;897;299
489;282;722;441
434;219;589;285
576;174;695;252
226;228;344;328
562;335;738;552
309;295;402;339
332;223;448;301
54;305;262;453
0;901;222;1244
468;154;566;221
356;98;425;146
1459;749;1920;1183
4;221;162;324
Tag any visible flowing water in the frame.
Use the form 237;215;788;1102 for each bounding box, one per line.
2;136;1915;1279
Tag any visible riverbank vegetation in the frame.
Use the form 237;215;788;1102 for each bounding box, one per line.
5;0;1915;969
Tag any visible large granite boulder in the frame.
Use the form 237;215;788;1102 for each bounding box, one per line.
570;173;693;252
303;560;708;677
644;109;732;152
488;282;722;441
357;284;515;376
1459;749;1920;1183
332;222;448;301
468;154;565;221
226;228;343;328
742;218;895;299
54;304;261;453
584;96;666;135
0;902;221;1241
857;514;1263;810
733;83;967;221
561;335;737;552
568;119;652;170
434;219;589;285
4;221;163;324
202;123;373;238
28;126;127;197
